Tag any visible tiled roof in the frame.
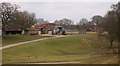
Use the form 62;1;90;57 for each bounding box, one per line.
29;23;55;30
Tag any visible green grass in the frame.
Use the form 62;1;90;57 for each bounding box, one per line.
2;34;54;46
66;32;79;35
3;34;118;64
0;36;2;46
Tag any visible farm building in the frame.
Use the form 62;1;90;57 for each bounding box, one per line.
86;27;103;32
3;27;22;35
3;23;66;35
28;23;66;35
28;23;56;35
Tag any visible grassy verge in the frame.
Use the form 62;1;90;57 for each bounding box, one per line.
3;54;118;64
3;34;118;64
2;34;54;46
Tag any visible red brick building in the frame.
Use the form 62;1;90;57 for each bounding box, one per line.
28;23;56;35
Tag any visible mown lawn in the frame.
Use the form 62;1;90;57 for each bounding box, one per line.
3;34;118;64
2;34;54;46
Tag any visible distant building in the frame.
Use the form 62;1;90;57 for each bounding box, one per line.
28;23;66;35
28;23;56;35
4;27;22;35
86;27;103;32
28;25;39;35
4;23;66;35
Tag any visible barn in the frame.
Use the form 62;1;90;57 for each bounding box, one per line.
28;23;66;35
4;27;22;35
28;23;56;35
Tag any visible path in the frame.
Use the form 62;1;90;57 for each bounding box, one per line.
0;35;70;50
22;61;83;64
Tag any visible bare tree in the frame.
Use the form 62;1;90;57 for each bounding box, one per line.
36;18;49;25
54;18;74;31
102;2;119;47
91;15;103;27
77;18;89;34
0;2;20;35
0;2;36;35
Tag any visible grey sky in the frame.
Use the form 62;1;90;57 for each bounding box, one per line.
1;0;119;2
11;2;118;23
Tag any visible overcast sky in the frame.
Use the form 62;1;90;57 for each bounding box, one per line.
1;0;119;23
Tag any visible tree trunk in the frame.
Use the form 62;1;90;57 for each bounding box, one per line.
110;39;114;48
2;28;6;37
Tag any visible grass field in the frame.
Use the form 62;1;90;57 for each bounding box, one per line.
2;34;54;46
0;36;2;46
3;34;118;64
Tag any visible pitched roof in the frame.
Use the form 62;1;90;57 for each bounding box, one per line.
29;23;56;30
